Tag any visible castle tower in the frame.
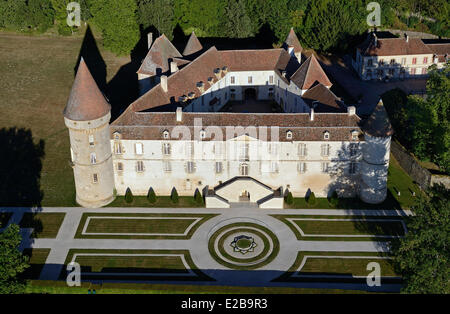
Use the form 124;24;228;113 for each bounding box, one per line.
359;100;393;204
63;58;115;208
283;27;303;63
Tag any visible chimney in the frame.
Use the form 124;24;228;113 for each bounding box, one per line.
170;61;179;73
405;33;409;43
176;107;183;122
347;106;356;116
196;81;205;93
147;32;153;49
310;108;314;121
281;70;287;78
160;75;168;92
373;33;378;46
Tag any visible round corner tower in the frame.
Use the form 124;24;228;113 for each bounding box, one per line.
63;58;115;208
359;101;393;204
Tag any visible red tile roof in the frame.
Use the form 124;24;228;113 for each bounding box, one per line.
361;100;393;137
183;31;203;56
358;34;432;56
302;83;345;113
284;27;303;53
290;54;332;90
64;58;110;121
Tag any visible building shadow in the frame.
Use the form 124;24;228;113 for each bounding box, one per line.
0;128;45;207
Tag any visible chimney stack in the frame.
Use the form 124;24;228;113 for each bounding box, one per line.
170;61;179;74
147;32;153;50
176;107;183;122
310;108;314;121
347;106;356;116
161;75;168;92
405;33;409;43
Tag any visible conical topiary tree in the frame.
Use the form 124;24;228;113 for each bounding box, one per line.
285;191;293;205
171;187;179;204
125;188;133;203
194;189;204;205
307;191;316;205
329;190;339;207
147;187;156;204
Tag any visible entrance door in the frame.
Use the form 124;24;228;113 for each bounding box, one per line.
244;88;256;100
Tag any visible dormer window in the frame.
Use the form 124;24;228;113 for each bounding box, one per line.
286;130;293;140
163;130;170;139
88;134;94;146
135;142;143;155
113;132;121;140
200;129;206;139
351;130;359;141
323;131;330;140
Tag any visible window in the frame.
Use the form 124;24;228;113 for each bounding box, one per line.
298;143;307;157
186;161;195;173
269;75;274;84
186;142;194;156
390;59;395;65
163;130;170;139
88;134;94;146
349;162;357;174
286;130;293;140
388;68;395;76
200;129;206;139
271;161;279;173
117;162;123;171
163;143;171;155
323;131;330;140
114;142;122;154
136;160;144;172
401;58;406;65
92;173;98;183
321;144;330;157
423;57;428;64
351;131;359;141
349;143;358;157
321;162;329;173
298;162;306;173
215;162;223;174
412;57;417;65
90;153;96;164
268;143;278;156
248;76;252;84
379;59;384;66
422;68;427;75
163;161;171;172
214;142;223;156
239;143;249;161
240;163;249;176
135;142;143;155
367;59;373;66
410;68;416;75
230;76;235;84
113;132;121;140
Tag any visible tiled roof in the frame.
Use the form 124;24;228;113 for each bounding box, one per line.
219;49;291;71
64;58;110;121
283;27;303;53
290;54;332;90
137;34;183;76
302;83;345;113
358;34;432;56
425;43;450;62
361;100;393;137
111;112;362;142
183;31;203;56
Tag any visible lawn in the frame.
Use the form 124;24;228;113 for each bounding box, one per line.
274;251;401;284
74;212;217;239
20;248;51;280
0;31;131;207
285;154;422;210
107;195;204;208
271;215;406;241
19;212;66;238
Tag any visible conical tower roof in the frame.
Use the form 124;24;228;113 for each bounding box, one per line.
64;58;110;121
284;27;303;53
361;100;394;137
290;54;332;90
183;31;203;56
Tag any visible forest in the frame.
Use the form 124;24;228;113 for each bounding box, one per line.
0;0;449;55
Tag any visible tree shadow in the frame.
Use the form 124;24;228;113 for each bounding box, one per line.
0;127;45;207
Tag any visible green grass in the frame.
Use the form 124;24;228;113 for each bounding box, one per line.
271;215;406;241
274;251;401;285
20;248;51;280
19;213;66;238
74;213;218;239
25;280;371;294
108;196;204;208
60;249;213;282
0;212;12;228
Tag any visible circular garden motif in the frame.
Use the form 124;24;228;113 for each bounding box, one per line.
208;222;279;270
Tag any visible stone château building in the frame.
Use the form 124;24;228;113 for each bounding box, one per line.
64;28;393;208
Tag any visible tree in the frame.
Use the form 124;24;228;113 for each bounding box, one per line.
26;0;54;33
147;187;156;204
392;185;450;293
171;187;179;203
125;187;133;203
285;191;293;205
0;224;29;294
90;0;140;55
224;0;254;38
137;0;175;39
50;0;75;35
194;189;203;205
307;191;316;205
